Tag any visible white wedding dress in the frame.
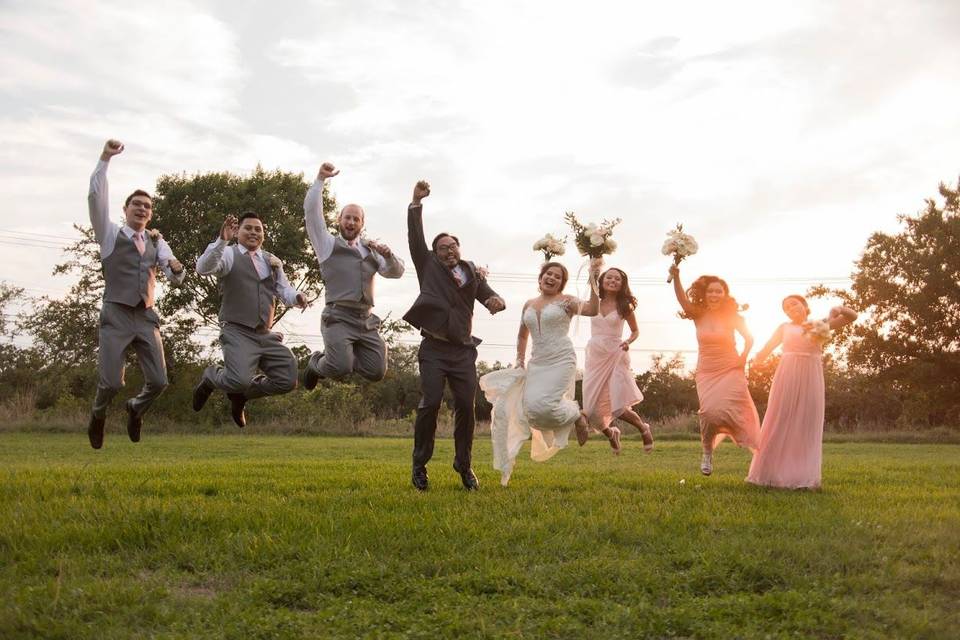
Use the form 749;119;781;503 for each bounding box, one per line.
479;299;581;486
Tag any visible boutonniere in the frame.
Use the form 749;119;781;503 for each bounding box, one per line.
146;229;162;245
268;255;283;270
475;265;489;280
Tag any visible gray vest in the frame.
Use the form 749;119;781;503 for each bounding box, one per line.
102;230;158;308
218;246;279;330
320;238;379;307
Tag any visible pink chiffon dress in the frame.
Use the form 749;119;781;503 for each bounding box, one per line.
747;323;825;489
694;321;760;452
582;310;644;430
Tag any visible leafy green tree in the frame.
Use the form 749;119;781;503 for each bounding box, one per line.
635;353;698;420
811;179;960;425
150;167;337;329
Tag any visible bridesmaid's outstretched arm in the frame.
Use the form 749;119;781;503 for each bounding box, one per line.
734;315;754;369
752;324;785;363
669;264;697;318
828;305;858;331
573;263;601;316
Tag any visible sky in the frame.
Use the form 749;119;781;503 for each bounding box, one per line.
2;0;959;368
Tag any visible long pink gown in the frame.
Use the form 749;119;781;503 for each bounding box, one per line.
694;321;760;452
747;323;825;489
582;310;644;429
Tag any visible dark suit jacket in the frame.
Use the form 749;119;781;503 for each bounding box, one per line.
402;203;500;346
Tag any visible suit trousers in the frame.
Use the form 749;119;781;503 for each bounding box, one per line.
202;322;297;400
412;336;478;471
91;302;168;419
308;305;387;382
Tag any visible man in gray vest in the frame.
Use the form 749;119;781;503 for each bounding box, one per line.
191;212;308;426
300;162;404;389
87;139;186;449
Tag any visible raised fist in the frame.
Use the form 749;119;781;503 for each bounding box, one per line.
221;214;239;242
412;180;431;204
318;162;340;180
101;139;124;159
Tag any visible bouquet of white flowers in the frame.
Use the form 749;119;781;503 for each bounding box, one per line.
662;223;698;283
803;319;832;346
532;233;566;262
564;212;621;259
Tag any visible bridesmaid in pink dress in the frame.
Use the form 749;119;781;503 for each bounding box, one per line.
747;296;857;489
583;268;654;452
670;264;760;475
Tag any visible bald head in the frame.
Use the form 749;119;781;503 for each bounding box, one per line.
338;203;365;241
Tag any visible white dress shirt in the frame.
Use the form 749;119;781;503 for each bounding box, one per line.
196;238;301;307
303;178;405;277
87;160;185;285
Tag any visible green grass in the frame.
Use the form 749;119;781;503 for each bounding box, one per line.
1;433;957;639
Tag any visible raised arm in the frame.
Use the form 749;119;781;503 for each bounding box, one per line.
475;269;505;314
88;139;124;247
734;315;754;369
752;323;785;364
407;180;431;270
516;302;531;367
827;305;858;331
304;162;339;263
574;262;602;316
669;264;697;318
196;215;237;277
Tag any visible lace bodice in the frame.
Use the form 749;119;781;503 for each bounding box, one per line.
523;300;575;360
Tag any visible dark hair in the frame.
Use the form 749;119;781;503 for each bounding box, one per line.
124;189;151;207
599;268;637;318
431;232;460;251
538;261;569;292
680;274;743;319
238;211;262;224
782;294;809;310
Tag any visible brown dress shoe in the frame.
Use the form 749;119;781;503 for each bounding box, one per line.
88;414;105;449
125;400;142;443
227;393;246;428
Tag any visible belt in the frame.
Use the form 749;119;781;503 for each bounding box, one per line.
328;301;372;314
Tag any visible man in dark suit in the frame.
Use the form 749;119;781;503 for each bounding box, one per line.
404;180;505;491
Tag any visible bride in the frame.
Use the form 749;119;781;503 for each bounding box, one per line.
480;261;621;486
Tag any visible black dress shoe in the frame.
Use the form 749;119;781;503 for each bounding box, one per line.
227;393;246;428
301;354;323;391
453;462;479;491
192;379;214;411
87;414;105;450
411;466;429;491
125;400;142;443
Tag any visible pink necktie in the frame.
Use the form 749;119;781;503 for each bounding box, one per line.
249;251;264;278
452;268;464;286
133;232;145;255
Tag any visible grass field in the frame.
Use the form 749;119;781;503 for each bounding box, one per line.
1;433;958;639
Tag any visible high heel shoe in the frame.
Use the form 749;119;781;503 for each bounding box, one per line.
602;426;621;455
575;414;590;446
639;421;654;453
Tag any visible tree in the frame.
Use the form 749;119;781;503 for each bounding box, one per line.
150;167;337;330
635;353;698;420
811;179;960;425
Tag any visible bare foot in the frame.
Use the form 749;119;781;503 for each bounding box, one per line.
602;426;622;455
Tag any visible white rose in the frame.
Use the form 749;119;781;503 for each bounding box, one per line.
661;239;676;255
533;239;545;250
268;256;283;269
585;223;598;235
589;234;604;247
604;237;617;250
